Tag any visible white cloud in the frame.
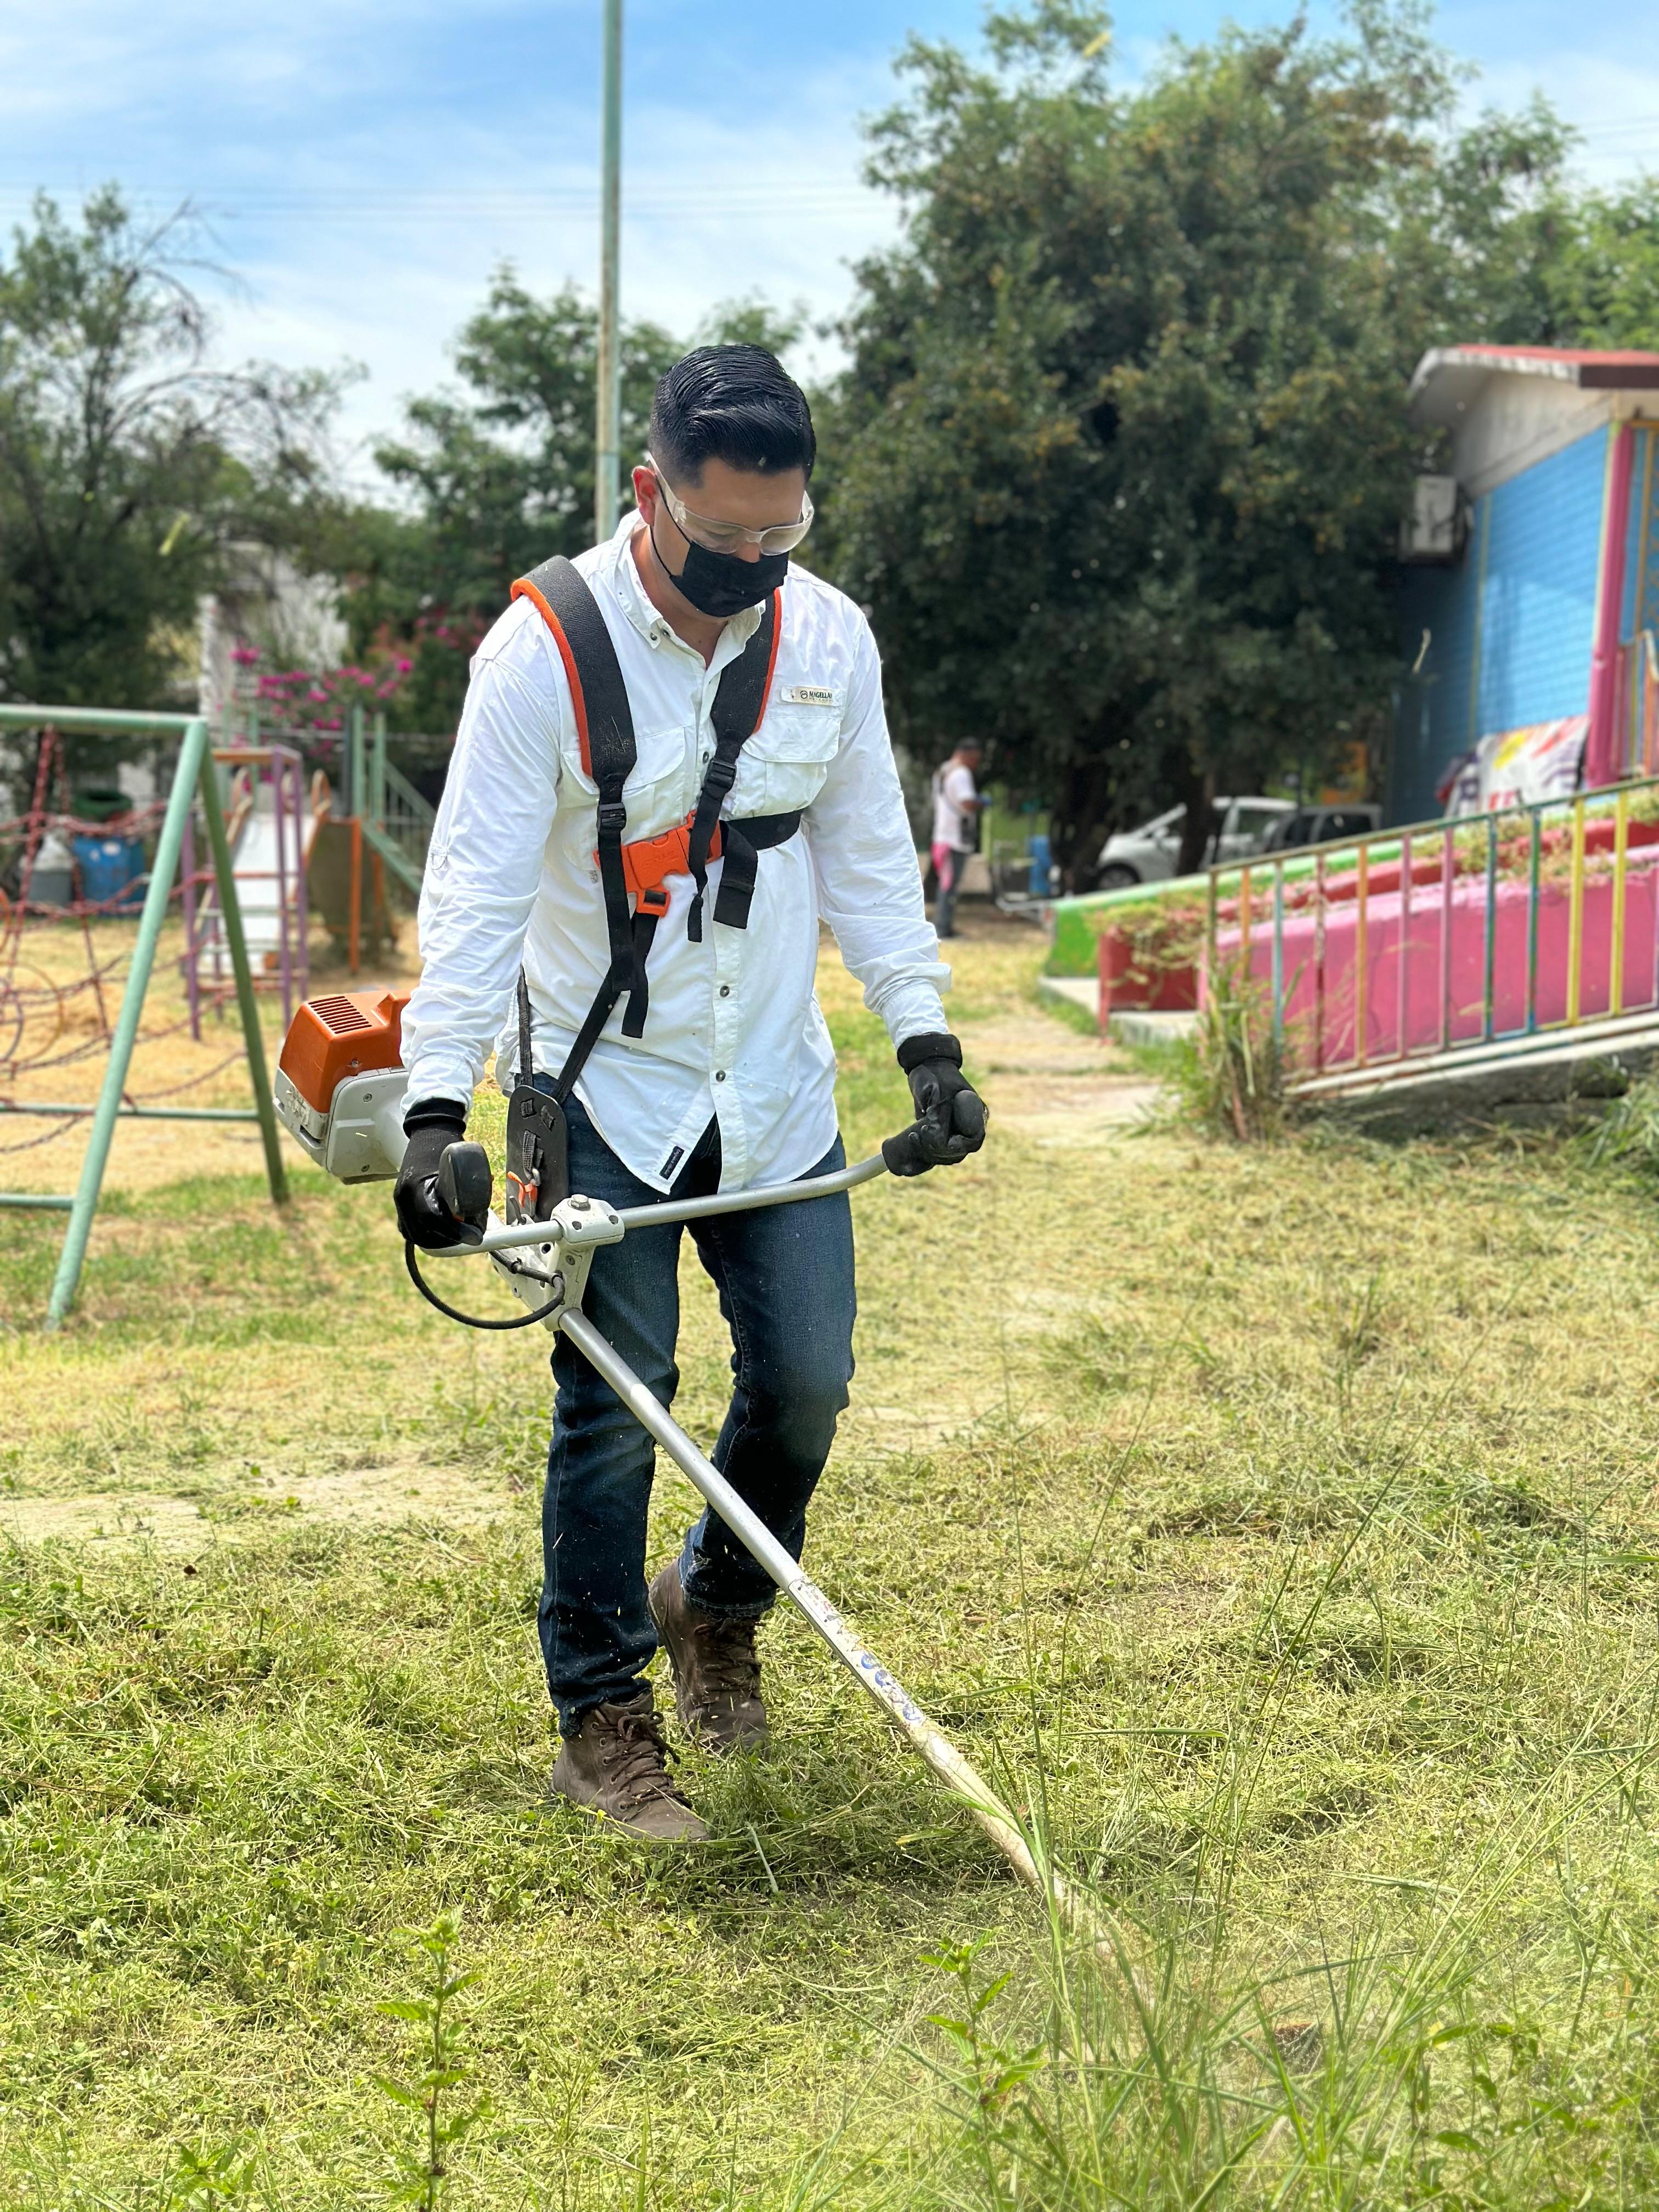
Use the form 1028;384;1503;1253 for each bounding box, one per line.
7;0;1651;503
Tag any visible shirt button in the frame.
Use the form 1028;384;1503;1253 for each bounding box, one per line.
719;985;730;997
715;1070;726;1082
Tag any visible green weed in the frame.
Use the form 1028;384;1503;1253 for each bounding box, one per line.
374;1914;493;2209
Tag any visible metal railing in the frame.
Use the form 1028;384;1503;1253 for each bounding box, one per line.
351;708;435;899
1205;778;1659;1088
370;761;435;898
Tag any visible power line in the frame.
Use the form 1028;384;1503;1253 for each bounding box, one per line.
0;182;888;225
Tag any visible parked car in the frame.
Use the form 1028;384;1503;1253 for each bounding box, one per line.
1257;803;1382;854
1094;797;1293;889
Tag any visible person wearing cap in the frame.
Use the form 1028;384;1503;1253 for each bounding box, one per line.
392;345;987;1840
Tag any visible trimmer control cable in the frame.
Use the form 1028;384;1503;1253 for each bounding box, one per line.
403;1238;565;1330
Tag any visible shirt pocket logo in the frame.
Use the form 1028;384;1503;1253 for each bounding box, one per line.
780;684;840;708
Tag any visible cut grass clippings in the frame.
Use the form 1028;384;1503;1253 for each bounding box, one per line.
4;927;1659;2203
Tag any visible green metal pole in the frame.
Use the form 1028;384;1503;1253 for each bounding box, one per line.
199;738;289;1211
349;702;365;823
371;710;387;831
595;0;623;543
44;717;212;1328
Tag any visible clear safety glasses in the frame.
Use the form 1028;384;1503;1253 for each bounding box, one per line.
646;453;814;557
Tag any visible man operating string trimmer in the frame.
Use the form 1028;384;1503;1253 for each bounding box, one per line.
394;345;986;1841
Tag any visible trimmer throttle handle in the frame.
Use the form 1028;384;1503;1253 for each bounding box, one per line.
437;1141;493;1244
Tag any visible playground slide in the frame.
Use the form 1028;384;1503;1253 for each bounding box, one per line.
229;786;309;958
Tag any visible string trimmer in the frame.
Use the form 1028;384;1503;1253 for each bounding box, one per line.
274;986;1071;1906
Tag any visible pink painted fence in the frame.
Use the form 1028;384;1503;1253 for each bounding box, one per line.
1205;786;1659;1078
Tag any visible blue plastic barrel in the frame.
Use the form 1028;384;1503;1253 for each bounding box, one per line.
72;834;147;912
1028;833;1052;898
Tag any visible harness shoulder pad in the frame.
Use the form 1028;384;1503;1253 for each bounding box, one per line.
511;555;636;794
709;591;782;748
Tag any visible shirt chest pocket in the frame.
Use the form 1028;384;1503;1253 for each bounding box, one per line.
735;699;842;815
561;720;693;833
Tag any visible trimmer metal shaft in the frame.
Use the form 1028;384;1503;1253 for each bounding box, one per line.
558;1306;1054;1896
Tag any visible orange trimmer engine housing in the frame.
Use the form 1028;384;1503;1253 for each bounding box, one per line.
276;989;409;1142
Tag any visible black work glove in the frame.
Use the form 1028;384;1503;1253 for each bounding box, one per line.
394;1099;472;1249
883;1032;988;1177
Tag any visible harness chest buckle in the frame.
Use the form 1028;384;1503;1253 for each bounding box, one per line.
605;812;726;911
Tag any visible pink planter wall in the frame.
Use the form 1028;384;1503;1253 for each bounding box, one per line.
1215;861;1659;1066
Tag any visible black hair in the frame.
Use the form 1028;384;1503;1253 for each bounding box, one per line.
649;344;816;487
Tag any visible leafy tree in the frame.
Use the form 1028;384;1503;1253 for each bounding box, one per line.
349;280;804;731
0;190;336;756
819;2;1659;880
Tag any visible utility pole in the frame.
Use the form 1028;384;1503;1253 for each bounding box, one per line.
594;0;623;544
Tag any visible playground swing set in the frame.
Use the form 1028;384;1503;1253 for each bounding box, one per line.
0;704;290;1329
1;698;435;1329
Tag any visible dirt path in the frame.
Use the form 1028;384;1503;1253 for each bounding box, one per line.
0;1461;517;1555
943;910;1161;1147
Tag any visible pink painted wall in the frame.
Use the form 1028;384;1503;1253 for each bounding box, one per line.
1587;423;1638;789
1215;861;1659;1066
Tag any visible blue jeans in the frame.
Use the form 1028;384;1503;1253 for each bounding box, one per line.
538;1094;855;1735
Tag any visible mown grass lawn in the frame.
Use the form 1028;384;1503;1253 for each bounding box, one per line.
6;928;1659;2208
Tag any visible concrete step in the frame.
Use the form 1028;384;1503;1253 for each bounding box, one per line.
1110;1009;1200;1048
1300;1008;1659;1132
1037;975;1199;1049
1037;974;1098;1020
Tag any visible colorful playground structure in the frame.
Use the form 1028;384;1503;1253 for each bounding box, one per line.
180;740;310;1035
0;704;287;1327
210;702;433;974
0;699;438;1326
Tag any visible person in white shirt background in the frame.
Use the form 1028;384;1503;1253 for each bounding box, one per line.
393;345;986;1840
930;739;985;939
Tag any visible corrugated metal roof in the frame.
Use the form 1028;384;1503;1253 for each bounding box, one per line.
1409;345;1659;421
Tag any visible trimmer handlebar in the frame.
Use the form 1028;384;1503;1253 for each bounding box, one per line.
430;1141;897;1259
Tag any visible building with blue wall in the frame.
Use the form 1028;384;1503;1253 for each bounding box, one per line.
1391;347;1659;824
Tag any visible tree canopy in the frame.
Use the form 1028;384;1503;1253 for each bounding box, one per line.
0;191;335;730
343;284;803;731
817;1;1659;876
7;7;1659;846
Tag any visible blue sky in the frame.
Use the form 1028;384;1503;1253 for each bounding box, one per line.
1;0;1653;481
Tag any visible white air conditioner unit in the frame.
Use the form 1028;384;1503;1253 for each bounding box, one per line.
1399;474;1467;564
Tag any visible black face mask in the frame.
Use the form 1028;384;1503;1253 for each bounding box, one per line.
654;514;789;618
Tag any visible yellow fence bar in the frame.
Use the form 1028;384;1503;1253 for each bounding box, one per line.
1612;785;1630;1017
1567;796;1587;1025
1355;846;1369;1066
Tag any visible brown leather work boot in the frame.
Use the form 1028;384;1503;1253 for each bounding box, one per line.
648;1560;770;1752
550;1690;708;1842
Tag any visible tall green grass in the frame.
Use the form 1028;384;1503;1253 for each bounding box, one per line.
8;933;1659;2205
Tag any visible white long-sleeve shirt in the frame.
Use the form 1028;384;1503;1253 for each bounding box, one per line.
400;516;950;1194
